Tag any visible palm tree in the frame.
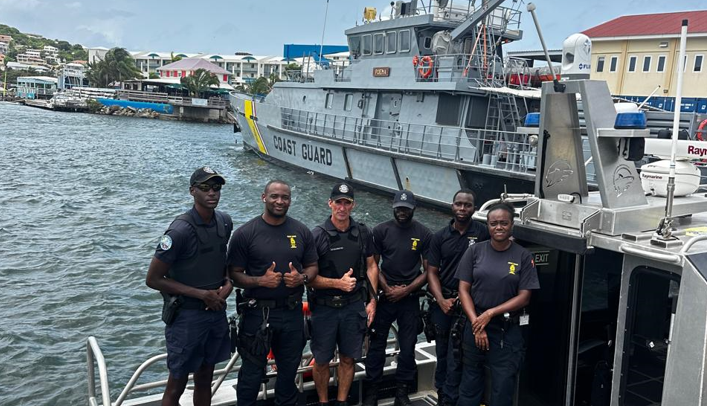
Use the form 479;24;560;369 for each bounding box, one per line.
86;47;142;87
180;68;220;98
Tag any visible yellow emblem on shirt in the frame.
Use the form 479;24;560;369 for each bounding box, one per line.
508;262;518;275
288;235;297;249
411;238;420;251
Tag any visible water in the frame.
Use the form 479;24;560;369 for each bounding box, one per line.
0;102;449;406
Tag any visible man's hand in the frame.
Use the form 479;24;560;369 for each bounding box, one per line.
339;269;357;292
439;297;456;315
283;262;304;288
385;285;408;303
472;309;494;335
366;300;377;327
259;262;282;288
201;289;226;311
474;329;489;351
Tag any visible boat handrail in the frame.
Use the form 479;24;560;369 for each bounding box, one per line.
279;107;536;173
87;336;112;406
619;244;683;265
680;235;707;254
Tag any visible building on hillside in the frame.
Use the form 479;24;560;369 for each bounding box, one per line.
16;53;47;66
16;76;57;99
585;10;707;112
6;62;51;73
87;47;109;64
0;41;8;54
0;35;13;44
43;45;59;56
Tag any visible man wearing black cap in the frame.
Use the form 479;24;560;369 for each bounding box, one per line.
362;190;432;406
146;166;233;406
309;182;379;406
227;179;319;406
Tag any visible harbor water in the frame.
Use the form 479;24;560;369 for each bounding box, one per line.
0;102;449;405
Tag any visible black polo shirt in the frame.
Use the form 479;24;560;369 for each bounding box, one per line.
428;219;490;290
373;219;432;285
154;206;233;264
227;215;318;299
455;240;540;312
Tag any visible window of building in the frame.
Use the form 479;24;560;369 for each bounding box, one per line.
694;55;703;72
399;30;411;52
657;55;666;72
374;33;385;54
642;56;651;72
628;56;636;72
610;56;618;72
325;92;334;109
386;31;397;54
344;93;353;111
362;34;372;55
596;56;605;73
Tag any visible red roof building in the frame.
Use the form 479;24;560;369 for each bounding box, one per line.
583;10;707;39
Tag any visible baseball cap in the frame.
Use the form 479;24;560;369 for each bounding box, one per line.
392;190;416;209
330;182;354;201
190;166;226;186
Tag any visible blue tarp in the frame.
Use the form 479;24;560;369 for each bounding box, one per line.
96;98;174;114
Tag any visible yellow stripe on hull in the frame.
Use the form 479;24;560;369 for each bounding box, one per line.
244;99;268;155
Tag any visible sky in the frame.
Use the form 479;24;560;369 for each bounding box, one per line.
0;0;705;57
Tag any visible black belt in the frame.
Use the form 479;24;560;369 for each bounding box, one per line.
242;293;302;310
313;289;364;308
441;288;458;299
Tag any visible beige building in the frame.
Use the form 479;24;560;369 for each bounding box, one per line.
585;10;707;99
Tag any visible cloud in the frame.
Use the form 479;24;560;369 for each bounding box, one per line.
0;0;41;11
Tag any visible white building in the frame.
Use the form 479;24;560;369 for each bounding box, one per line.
87;47;109;64
0;41;8;55
43;45;59;56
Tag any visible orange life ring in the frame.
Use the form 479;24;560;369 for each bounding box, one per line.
696;118;707;141
418;56;434;79
412;55;419;67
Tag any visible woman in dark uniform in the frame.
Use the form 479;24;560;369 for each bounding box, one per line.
455;202;540;406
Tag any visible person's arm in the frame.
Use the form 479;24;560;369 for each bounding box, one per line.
229;262;282;289
365;254;379;326
146;256;225;310
307;268;357;291
471;290;532;335
460;279;489;351
428;265;455;314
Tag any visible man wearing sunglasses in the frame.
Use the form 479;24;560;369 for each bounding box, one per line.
146;166;233;406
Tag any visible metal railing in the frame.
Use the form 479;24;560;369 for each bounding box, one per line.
280;107;536;173
116;90;227;108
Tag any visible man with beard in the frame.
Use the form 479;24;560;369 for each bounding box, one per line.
227;180;318;406
309;182;379;406
427;189;490;406
146;166;233;406
362;190;432;406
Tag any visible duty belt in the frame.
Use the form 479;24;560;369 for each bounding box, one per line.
313;289;364;308
242;293;302;310
441;287;458;299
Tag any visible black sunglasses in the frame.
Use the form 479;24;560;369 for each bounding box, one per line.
194;183;222;192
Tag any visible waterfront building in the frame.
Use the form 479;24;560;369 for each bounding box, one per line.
131;51;199;76
58;63;88;90
585;10;707;102
156;57;232;84
16;76;57;99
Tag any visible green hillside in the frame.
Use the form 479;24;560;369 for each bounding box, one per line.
0;24;87;64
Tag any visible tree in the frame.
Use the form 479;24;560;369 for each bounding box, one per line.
247;77;270;96
148;72;160;79
86;47;142;87
180;68;220;98
170;52;182;63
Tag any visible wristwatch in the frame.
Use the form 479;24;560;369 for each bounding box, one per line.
302;273;309;285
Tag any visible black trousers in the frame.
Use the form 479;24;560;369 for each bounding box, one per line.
364;294;420;383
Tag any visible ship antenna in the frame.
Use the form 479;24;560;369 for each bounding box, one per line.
318;0;331;68
526;3;564;93
656;19;689;240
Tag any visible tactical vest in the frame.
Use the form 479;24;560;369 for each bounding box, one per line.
315;221;367;297
168;210;230;290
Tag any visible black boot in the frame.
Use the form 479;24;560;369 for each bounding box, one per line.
362;382;379;406
394;382;412;406
335;401;348;406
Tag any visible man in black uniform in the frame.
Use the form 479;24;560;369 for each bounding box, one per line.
456;202;540;406
146;166;233;406
227;180;318;406
309;182;379;406
362;190;433;406
427;189;489;406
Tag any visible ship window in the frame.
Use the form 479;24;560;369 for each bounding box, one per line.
628;56;636;72
325;92;333;109
423;36;432;49
362;34;372;55
344;94;353;111
399;30;411;52
657;55;666;72
642;56;651;72
386;31;397;54
596;57;605;73
610;56;618;72
348;35;361;58
694;55;703;72
374;33;385;55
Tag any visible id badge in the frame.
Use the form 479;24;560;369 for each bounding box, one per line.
519;314;530;326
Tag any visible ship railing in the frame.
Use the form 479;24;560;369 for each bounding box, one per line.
281;107;536;173
87;327;402;405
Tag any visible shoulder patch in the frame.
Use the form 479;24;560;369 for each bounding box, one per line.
159;235;173;251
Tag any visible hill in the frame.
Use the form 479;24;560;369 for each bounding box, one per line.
0;23;87;64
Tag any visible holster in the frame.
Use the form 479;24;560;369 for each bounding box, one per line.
450;312;466;362
161;293;182;326
237;309;273;368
